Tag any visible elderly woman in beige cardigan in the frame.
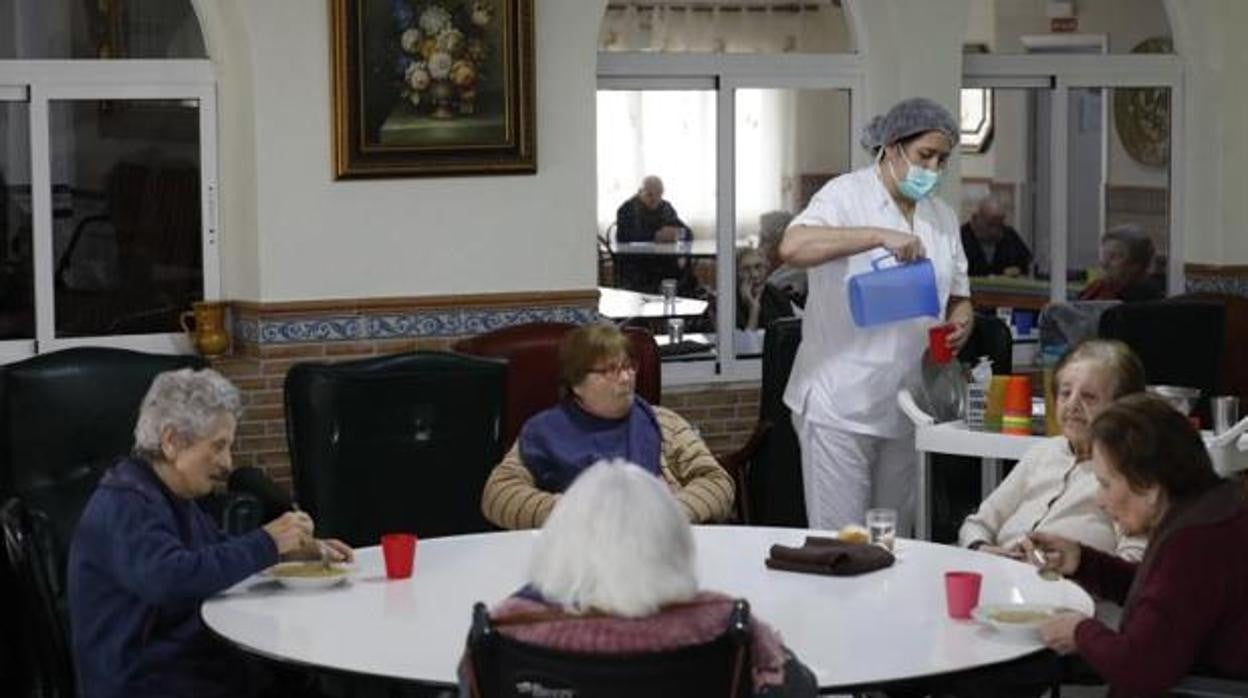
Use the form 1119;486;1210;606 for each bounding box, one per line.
481;323;735;530
959;340;1146;561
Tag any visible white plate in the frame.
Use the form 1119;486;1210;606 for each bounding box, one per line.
971;603;1059;638
266;562;351;590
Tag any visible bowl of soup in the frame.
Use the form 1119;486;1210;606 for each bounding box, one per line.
268;561;351;590
971;603;1057;638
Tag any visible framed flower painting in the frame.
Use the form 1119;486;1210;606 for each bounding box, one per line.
330;0;536;178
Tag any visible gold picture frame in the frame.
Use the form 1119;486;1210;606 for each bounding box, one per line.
330;0;536;179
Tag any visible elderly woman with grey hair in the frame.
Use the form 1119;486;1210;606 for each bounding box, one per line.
778;96;973;533
67;368;352;698
464;460;816;697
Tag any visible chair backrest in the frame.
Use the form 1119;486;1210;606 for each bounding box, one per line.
958;312;1013;374
452;323;661;449
749;317;806;527
465;599;752;698
2;495;78;698
0;347;203;698
1098;299;1225;421
0;347;206;496
284;351;506;546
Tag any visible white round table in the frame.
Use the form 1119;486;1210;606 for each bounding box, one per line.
202;526;1094;690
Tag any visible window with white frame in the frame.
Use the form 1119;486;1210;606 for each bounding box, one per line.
597;1;861;385
0;0;216;362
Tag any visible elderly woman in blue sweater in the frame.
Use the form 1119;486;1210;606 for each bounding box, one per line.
67;368;352;698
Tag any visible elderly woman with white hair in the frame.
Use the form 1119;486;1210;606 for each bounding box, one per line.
67;368;352;698
466;460;816;697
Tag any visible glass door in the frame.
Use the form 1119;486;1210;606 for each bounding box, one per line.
0;84;35;361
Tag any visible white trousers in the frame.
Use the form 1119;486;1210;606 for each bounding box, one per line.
791;411;916;535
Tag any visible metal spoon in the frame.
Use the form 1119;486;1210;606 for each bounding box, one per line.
291;502;331;570
1031;547;1062;581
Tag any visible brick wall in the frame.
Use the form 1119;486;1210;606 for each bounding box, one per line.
662;382;760;456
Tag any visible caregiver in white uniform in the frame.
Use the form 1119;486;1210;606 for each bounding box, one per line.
778;97;975;533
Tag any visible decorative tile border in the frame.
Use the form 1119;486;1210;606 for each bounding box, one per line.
232;291;600;346
1187;275;1248;297
1185;264;1248;298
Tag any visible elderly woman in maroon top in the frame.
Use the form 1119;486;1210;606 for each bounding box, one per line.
1027;393;1248;696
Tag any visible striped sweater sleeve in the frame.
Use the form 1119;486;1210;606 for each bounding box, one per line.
480;442;560;530
655;407;736;523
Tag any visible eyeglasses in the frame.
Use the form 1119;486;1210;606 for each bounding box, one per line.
587;360;637;377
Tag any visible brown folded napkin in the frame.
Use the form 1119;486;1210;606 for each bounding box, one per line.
765;536;895;576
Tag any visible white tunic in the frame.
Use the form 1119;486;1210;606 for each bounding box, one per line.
783;165;970;438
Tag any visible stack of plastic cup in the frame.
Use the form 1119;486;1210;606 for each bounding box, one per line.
1002;375;1033;435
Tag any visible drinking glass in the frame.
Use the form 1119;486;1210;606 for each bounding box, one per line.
865;508;897;551
1213;396;1240;436
667;317;685;344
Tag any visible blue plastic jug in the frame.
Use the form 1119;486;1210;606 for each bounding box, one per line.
847;255;940;327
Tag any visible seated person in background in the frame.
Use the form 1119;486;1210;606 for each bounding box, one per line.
735;247;795;355
960;340;1146;561
613;175;694;293
757;209;806;306
1031;394;1248;696
481;323;734;529
615;175;691;244
1077;224;1164;302
960;195;1032;277
465;460;816;697
68;368;352;698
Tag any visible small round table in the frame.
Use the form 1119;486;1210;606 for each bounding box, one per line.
202;526;1094;691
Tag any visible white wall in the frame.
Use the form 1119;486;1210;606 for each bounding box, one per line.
211;0;604;302
200;0;1245;303
1169;0;1248;264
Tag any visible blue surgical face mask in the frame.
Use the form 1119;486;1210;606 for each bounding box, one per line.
887;145;941;201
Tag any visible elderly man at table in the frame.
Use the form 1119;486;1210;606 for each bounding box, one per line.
67;368;352;698
959;195;1032;277
757;209;806;307
465;460;816;697
481;323;734;529
615;175;692;244
959;340;1147;562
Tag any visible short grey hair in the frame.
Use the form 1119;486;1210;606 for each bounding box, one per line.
758;210;794;247
133;368;243;459
1102;223;1155;269
527;460;698;618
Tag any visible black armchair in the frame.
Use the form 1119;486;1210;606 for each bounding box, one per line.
1098;299;1225;423
464;599;752;698
284;351;507;547
1;486;87;698
0;347;206;495
721;317;806;526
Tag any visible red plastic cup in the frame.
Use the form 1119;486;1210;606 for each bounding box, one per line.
381;533;417;579
945;571;983;619
928;324;955;364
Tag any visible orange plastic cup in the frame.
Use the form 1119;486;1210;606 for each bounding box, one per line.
1002;375;1033;435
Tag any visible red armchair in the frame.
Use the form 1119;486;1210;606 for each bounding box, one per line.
452;322;661;449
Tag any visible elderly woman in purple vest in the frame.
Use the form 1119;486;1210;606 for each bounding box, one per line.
480;323;735;529
463;460;816;697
